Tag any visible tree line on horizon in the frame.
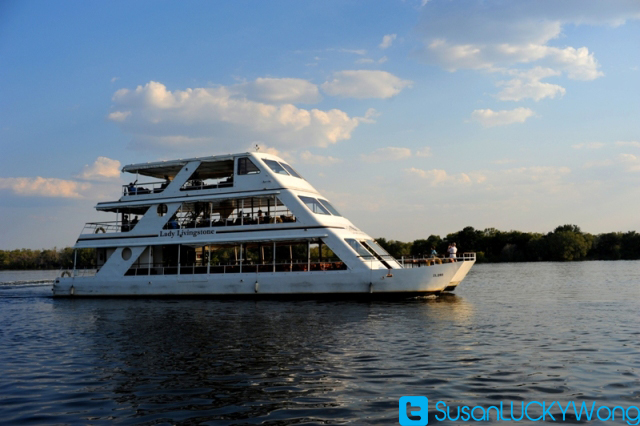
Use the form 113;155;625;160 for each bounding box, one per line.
1;225;639;270
375;225;640;263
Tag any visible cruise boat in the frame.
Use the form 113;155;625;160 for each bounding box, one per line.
53;152;475;297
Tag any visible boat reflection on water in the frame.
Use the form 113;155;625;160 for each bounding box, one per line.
49;297;474;423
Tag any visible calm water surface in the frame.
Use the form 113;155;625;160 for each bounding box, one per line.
1;262;639;425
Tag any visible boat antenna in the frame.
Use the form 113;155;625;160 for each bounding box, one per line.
255;144;260;152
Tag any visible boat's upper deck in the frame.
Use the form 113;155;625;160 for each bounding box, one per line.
98;152;319;210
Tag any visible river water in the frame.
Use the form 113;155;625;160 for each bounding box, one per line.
1;262;639;425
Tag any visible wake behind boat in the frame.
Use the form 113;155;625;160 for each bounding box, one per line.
53;152;475;297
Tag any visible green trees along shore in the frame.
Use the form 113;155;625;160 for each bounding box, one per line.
377;225;640;263
0;225;639;270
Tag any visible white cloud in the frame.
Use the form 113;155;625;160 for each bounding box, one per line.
361;147;412;163
423;40;604;81
76;157;122;181
336;48;367;56
321;70;412;99
108;111;131;122
406;168;477;186
109;81;362;152
0;177;91;198
497;67;566;101
616;141;640;148
378;56;388;64
355;58;375;64
231;77;321;104
299;151;342;165
572;142;605;150
415;147;432;157
413;1;640;100
471;107;535;127
379;34;397;49
619;153;640;172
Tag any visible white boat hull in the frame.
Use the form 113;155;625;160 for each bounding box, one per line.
53;261;474;297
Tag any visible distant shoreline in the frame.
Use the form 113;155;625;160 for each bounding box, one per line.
2;224;639;270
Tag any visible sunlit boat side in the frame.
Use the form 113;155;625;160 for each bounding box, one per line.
53;152;475;297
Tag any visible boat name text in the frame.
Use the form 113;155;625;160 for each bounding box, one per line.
159;229;216;238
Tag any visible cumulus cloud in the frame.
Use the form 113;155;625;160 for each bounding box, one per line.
108;81;362;152
321;70;412;99
108;111;131;121
361;147;412;163
0;177;91;198
76;157;121;181
230;77;321;104
424;40;604;81
497;67;566;101
414;1;640;102
299;151;342;165
379;34;397;49
471;107;535;127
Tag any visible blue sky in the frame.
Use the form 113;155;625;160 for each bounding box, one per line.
1;0;640;249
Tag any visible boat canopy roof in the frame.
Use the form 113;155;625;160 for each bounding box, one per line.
122;154;240;179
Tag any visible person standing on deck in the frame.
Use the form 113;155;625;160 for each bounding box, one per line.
448;243;458;261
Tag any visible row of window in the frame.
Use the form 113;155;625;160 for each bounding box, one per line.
299;196;341;216
238;157;303;180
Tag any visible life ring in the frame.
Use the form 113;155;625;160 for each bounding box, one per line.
95;227;106;233
61;270;72;277
433;258;442;265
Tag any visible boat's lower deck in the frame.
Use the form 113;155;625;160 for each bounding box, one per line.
53;260;474;297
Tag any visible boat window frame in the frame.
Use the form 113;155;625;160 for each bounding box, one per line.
318;199;341;217
263;159;290;176
299;195;331;215
344;238;375;259
237;157;261;175
280;162;303;179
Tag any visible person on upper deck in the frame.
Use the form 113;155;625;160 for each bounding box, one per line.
127;180;138;195
430;246;438;258
160;175;171;190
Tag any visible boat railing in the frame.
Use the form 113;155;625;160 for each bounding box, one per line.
81;221;137;234
400;252;476;268
124;261;347;276
180;178;233;192
122;181;167;196
167;214;296;230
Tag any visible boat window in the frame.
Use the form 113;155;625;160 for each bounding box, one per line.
345;238;375;258
299;196;330;215
237;157;260;175
363;240;391;257
263;159;290;176
280;162;302;179
362;239;403;269
125;239;347;276
180;159;234;191
163;195;296;230
318;199;341;216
